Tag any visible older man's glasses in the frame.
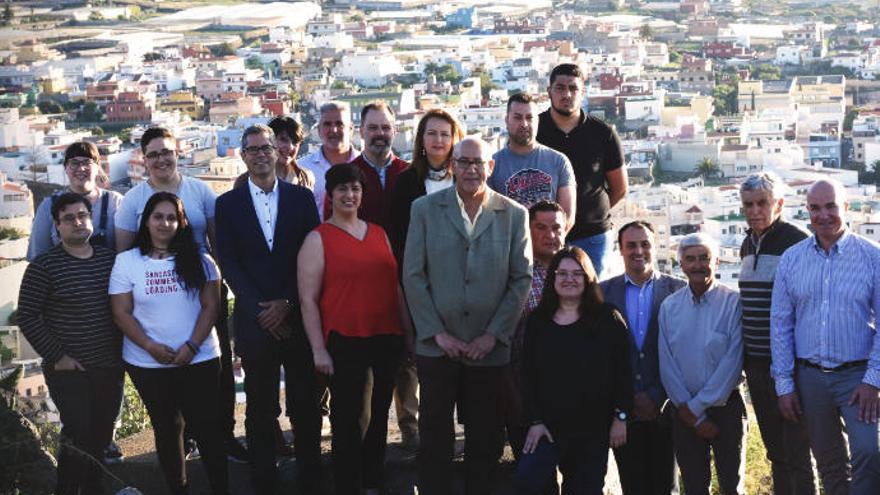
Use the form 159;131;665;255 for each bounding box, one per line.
454;158;486;169
145;149;175;161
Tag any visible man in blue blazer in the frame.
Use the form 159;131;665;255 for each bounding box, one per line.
600;221;685;495
215;124;322;495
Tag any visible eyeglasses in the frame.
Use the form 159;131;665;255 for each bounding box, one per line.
554;269;586;280
243;144;276;155
454;158;486;169
144;149;175;161
66;158;96;169
59;211;91;225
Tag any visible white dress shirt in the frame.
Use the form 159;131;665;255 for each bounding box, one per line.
248;177;279;250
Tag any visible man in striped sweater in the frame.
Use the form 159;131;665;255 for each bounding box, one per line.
17;192;123;495
738;172;816;494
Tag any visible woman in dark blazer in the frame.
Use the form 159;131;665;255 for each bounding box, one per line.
390;108;464;262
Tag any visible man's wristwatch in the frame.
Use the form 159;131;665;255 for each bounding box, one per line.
615;409;628;422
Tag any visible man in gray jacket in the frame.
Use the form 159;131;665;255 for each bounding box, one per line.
403;135;532;495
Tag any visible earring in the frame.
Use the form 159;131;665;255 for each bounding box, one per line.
421;148;426;156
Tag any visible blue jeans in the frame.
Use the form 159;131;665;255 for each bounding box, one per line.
569;231;610;278
797;362;880;495
516;437;608;495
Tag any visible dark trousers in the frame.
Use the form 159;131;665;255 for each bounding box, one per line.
328;332;403;494
417;355;507;495
217;283;236;440
612;411;677;495
745;357;816;495
127;359;228;495
673;389;747;495
44;366;123;495
241;329;322;495
516;436;609;495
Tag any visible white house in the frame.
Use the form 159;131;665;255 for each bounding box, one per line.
337;51;404;87
775;45;809;65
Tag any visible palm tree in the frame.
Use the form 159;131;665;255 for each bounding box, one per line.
695;157;719;179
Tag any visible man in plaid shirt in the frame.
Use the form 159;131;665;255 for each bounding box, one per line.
506;200;568;457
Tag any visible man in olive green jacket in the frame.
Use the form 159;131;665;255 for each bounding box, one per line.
403;136;532;495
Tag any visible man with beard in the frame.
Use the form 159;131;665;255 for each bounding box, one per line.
343;100;421;452
489;93;576;231
537;63;627;278
300;101;360;219
335;101;408;231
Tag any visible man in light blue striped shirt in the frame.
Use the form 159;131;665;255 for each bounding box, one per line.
771;179;880;495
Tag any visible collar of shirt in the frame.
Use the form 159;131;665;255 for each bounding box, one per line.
688;281;718;305
455;189;488;236
248;176;278;197
362;153;394;186
623;271;656;289
810;228;852;255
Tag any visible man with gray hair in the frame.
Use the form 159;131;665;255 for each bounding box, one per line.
300;101;359;218
772;179;880;495
403;135;532;495
215;124;324;495
659;233;746;494
737;172;815;494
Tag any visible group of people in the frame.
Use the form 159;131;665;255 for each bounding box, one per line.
14;60;880;495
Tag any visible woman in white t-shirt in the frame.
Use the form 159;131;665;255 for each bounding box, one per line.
110;191;228;495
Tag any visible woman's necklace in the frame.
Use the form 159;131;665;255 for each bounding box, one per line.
151;246;171;259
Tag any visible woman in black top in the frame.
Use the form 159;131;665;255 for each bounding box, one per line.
517;247;633;495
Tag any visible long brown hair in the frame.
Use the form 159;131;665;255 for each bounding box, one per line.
534;246;604;319
412;109;464;182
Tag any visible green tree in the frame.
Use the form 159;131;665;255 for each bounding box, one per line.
79;102;102;122
869;160;880;185
0;340;13;365
478;71;498;98
37;100;63;114
639;24;653;40
713;84;739;116
424;63;462;84
844;109;858;132
751;63;781;81
695;156;719;178
245;56;263;70
91;126;104;136
117;375;150;438
210;43;235;57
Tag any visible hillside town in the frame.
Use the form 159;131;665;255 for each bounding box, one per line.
3;0;880;493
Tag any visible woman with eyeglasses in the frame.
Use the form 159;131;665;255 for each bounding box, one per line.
390;108;464;263
110;192;228;495
516;247;633;495
28;141;122;260
115;127;217;253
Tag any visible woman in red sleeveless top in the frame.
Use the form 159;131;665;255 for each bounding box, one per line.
298;163;414;495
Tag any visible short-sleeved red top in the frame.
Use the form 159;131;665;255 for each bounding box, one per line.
317;222;402;341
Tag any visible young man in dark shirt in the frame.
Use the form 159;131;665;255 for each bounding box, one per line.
18;192;123;495
537;63;627;277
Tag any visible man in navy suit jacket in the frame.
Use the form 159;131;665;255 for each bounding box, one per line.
600;221;686;495
215;125;322;495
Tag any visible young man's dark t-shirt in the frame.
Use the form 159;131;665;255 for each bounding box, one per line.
537;110;624;240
